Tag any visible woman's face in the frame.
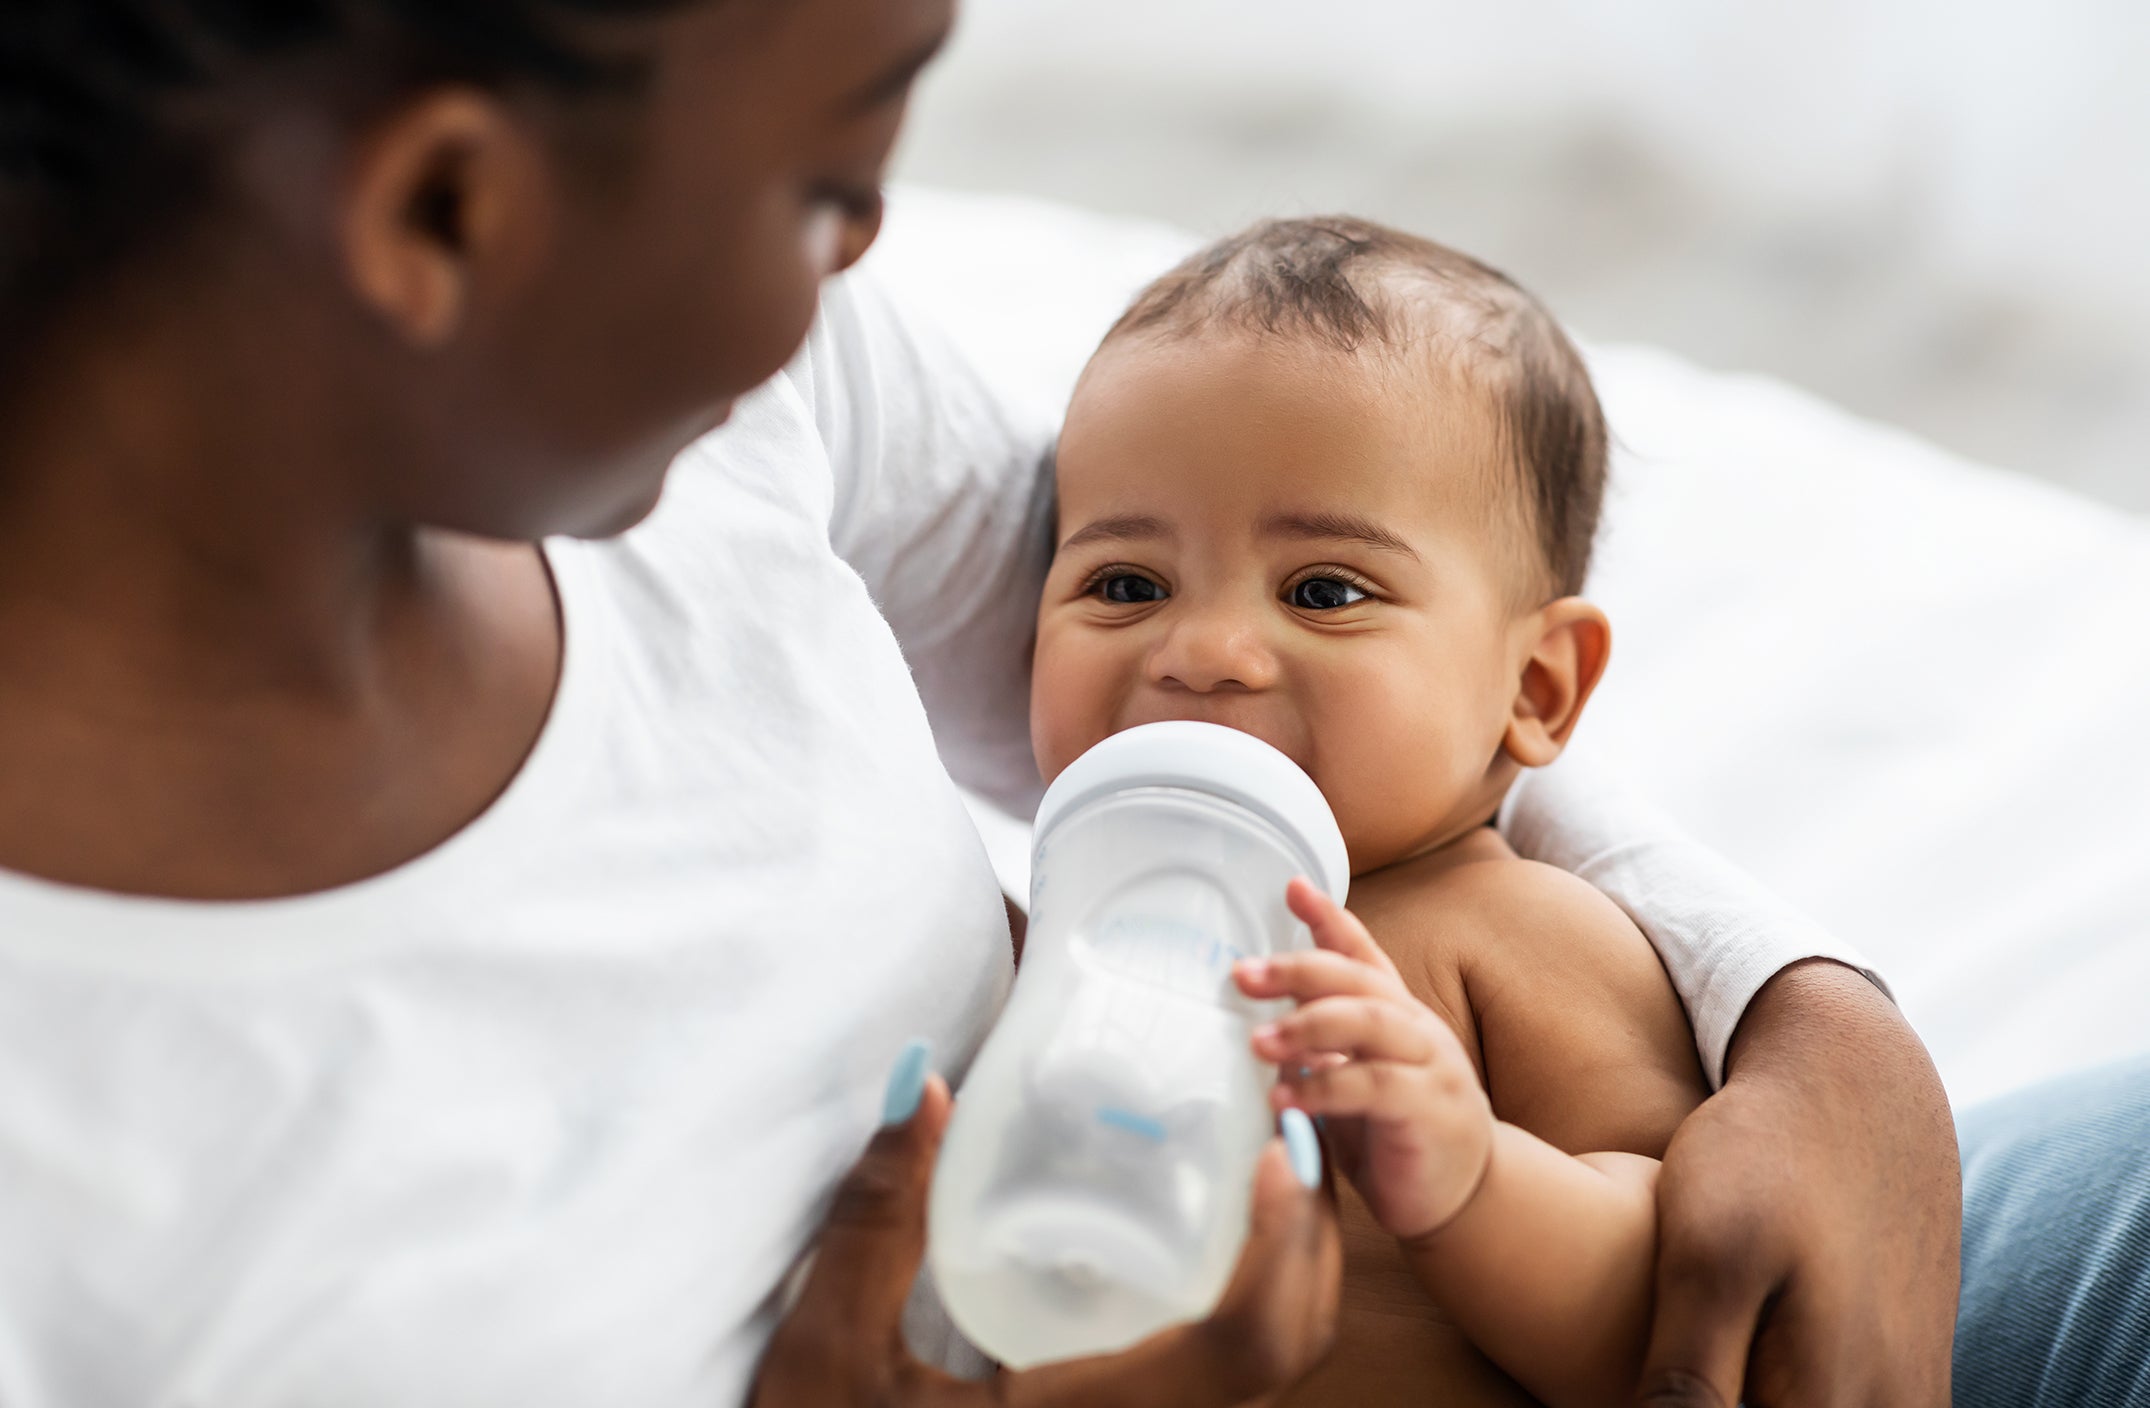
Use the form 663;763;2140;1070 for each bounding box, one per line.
348;0;955;539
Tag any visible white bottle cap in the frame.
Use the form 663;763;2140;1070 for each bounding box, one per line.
1033;722;1351;903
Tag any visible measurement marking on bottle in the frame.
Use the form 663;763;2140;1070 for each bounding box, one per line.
1095;1106;1168;1143
1090;914;1250;999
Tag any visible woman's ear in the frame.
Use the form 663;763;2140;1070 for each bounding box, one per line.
1502;597;1612;769
339;90;552;348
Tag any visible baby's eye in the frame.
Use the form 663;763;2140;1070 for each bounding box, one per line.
1288;577;1370;611
1096;573;1168;605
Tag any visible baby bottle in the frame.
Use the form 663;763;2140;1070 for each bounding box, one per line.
928;721;1350;1368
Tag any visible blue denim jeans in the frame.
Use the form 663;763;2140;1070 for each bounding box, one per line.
1956;1057;2150;1407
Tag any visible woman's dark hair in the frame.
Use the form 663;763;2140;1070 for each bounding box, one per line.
0;1;699;352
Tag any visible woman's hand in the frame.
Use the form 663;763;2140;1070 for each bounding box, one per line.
1637;960;1960;1407
1234;878;1494;1243
753;1067;1342;1408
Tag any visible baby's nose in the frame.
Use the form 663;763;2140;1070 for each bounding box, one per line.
1147;609;1280;693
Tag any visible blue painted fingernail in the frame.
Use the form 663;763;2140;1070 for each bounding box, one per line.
881;1039;934;1127
1280;1108;1321;1190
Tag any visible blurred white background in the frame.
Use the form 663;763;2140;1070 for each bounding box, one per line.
896;0;2150;510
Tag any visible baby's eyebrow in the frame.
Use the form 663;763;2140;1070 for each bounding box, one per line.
1059;514;1173;552
1261;511;1422;560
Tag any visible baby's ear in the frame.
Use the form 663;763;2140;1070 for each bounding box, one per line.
1502;598;1612;769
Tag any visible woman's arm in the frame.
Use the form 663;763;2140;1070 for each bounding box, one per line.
1502;760;1959;1407
1640;962;1959;1408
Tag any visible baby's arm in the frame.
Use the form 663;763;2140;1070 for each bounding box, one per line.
1405;859;1709;1405
1236;875;1708;1408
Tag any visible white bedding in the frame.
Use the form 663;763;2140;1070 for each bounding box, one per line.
868;187;2150;1110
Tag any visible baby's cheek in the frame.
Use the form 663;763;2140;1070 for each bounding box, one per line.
1319;706;1484;870
1029;628;1122;784
1329;762;1433;871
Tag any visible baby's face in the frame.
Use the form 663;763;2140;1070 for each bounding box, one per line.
1034;331;1539;874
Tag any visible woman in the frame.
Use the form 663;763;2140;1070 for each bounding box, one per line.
0;0;1978;1404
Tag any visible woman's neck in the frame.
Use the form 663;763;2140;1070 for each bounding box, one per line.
0;293;425;692
0;310;564;902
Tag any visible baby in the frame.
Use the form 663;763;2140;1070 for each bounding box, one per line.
1029;217;1711;1408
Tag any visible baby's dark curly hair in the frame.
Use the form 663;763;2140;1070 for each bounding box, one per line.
0;1;703;354
1109;216;1608;600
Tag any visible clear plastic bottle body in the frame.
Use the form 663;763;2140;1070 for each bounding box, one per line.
929;786;1322;1368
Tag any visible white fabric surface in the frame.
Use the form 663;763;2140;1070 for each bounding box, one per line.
1581;349;2150;1108
0;274;1035;1407
881;186;2150;1109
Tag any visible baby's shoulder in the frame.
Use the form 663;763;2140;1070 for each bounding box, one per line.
1356;830;1709;1154
1345;833;1618;1065
1355;829;1646;983
1404;837;1672;1031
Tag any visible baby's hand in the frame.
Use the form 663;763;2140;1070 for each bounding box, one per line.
1234;878;1494;1243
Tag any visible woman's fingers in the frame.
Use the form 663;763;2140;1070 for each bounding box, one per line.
1005;1127;1341;1408
1634;1233;1768;1408
1285;877;1397;976
755;1046;950;1404
761;1063;1344;1408
1167;1128;1345;1401
1202;1124;1342;1373
1253;995;1438;1066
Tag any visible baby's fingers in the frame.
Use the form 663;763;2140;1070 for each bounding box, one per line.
1285;878;1396;976
1253;997;1437;1067
1273;1055;1487;1129
1271;1059;1429;1120
1235;948;1396;1005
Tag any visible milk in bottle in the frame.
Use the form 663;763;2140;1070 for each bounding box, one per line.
929;721;1350;1368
